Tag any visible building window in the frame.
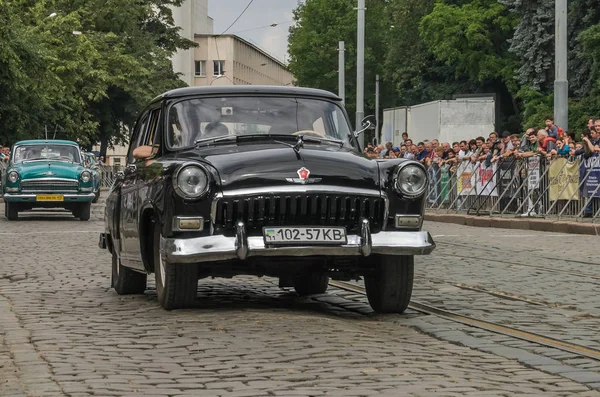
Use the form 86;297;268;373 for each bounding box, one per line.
194;61;206;77
113;158;122;165
213;60;225;76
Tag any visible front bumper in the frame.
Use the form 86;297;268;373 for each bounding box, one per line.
160;220;435;264
3;193;95;203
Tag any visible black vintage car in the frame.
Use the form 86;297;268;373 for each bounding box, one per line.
99;86;435;313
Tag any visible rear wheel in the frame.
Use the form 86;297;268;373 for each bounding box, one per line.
364;255;414;314
293;273;329;296
112;249;147;294
153;221;197;310
78;203;91;221
5;202;18;221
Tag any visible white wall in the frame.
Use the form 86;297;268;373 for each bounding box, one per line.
439;100;495;144
383;99;495;145
172;0;214;86
407;101;440;143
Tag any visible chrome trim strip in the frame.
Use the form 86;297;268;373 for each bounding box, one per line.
220;185;382;198
210;192;223;225
21;178;79;183
172;216;205;232
382;192;390;230
235;221;248;260
3;193;95;199
160;231;435;264
360;219;372;257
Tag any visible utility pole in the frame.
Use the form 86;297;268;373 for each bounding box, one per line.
554;0;568;132
338;41;345;104
356;0;365;148
375;74;380;143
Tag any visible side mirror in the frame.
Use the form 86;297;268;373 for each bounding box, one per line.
354;115;376;138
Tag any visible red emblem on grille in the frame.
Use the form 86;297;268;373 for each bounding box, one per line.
297;167;310;180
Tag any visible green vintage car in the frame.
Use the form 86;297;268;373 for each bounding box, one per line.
2;140;96;221
83;152;102;203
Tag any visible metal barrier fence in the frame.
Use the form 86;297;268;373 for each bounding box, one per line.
0;161;7;189
99;165;124;189
424;155;600;222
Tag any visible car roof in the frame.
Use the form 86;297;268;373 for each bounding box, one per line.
15;139;79;146
154;86;342;102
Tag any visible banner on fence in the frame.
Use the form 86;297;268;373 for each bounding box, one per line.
549;158;580;201
528;157;540;189
476;162;498;196
581;154;600;198
457;162;476;196
439;165;450;203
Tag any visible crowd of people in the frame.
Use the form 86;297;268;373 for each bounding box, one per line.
364;116;600;172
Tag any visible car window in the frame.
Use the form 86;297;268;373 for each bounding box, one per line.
12;144;82;164
127;113;150;164
167;97;353;149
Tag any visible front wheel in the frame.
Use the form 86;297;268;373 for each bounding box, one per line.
153;221;198;310
293;273;329;296
112;249;147;294
92;190;100;203
5;202;18;221
77;202;91;221
364;255;414;314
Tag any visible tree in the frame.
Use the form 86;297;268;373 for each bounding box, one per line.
287;0;388;129
0;0;195;153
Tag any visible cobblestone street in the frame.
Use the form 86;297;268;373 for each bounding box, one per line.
1;205;600;396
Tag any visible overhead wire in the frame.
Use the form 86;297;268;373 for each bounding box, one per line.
214;0;256;84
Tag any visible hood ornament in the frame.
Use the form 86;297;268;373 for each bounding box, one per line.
286;167;322;185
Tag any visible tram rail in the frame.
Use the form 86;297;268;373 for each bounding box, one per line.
329;280;600;362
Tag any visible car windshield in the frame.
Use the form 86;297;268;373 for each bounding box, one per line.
12;144;82;164
167;96;353;149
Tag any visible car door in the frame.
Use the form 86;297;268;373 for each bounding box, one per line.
120;107;162;268
119;112;150;266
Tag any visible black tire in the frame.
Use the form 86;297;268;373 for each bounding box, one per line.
364;255;414;314
293;273;329;296
5;202;18;221
153;221;197;310
92;190;100;203
111;249;147;294
78;203;91;221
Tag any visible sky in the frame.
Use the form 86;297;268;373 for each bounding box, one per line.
208;0;300;63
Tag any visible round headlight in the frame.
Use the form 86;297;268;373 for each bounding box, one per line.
81;171;91;183
395;164;427;199
8;171;19;183
174;165;209;199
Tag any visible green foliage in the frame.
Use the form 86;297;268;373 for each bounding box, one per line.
0;0;194;150
419;0;517;84
287;0;388;127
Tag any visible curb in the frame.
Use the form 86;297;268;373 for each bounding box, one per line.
424;213;600;236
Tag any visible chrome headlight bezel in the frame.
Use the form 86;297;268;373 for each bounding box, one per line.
81;171;92;183
7;171;19;183
173;163;210;200
393;162;428;199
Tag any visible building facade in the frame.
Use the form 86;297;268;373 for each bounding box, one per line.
192;34;294;87
171;0;214;86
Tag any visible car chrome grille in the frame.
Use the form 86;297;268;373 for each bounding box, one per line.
214;193;386;233
20;179;79;193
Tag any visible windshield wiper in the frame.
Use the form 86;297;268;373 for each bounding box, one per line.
194;134;344;148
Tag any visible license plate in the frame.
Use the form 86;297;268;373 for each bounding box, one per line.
263;227;347;245
36;194;64;202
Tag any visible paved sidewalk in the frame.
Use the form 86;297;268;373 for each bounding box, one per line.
425;212;600;236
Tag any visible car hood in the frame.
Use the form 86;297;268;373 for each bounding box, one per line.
175;143;381;192
12;161;85;180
